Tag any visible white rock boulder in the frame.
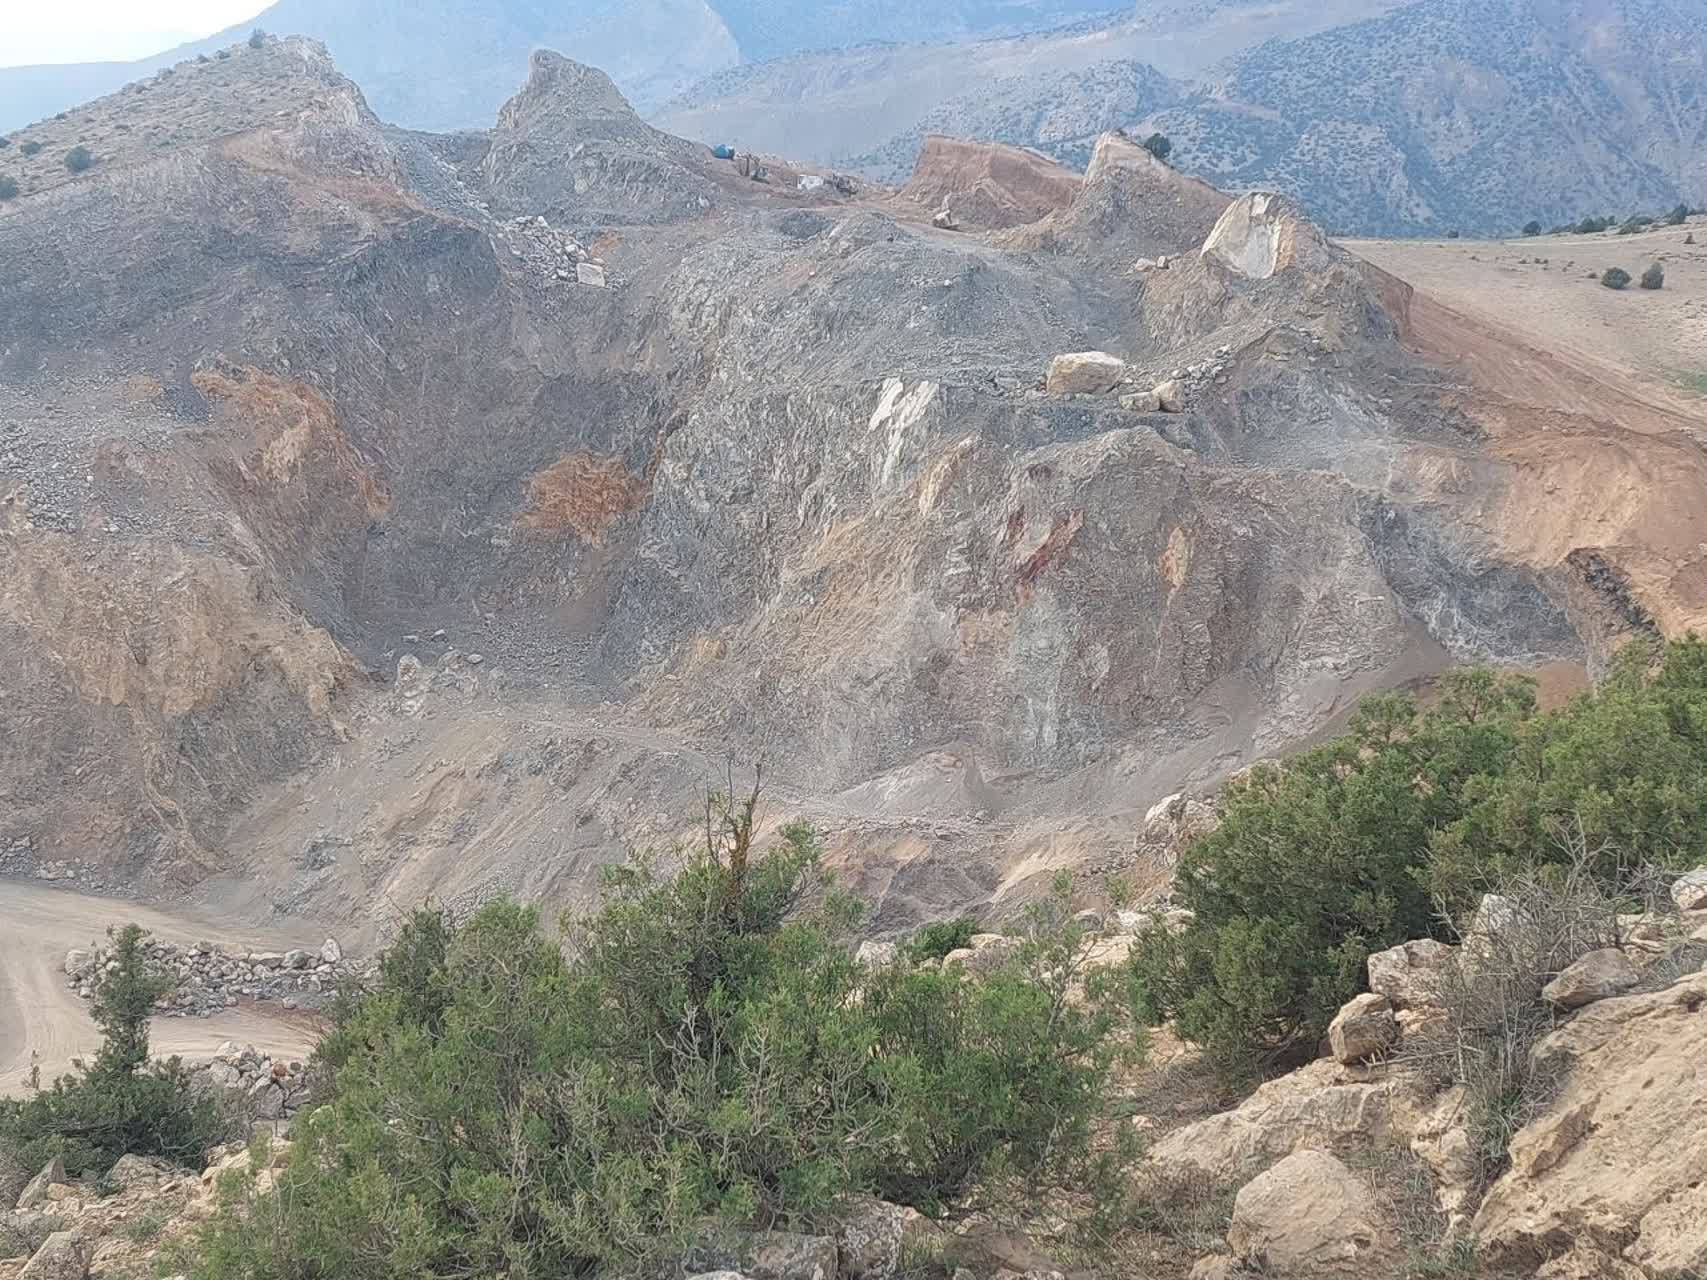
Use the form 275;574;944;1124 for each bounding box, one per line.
1045;351;1127;395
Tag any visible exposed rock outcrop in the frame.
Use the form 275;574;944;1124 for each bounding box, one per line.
1474;971;1707;1277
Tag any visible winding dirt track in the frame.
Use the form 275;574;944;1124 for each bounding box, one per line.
0;881;320;1097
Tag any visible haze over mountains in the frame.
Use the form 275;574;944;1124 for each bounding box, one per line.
3;0;1702;234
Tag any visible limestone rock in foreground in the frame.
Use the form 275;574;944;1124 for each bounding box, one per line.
1327;992;1398;1064
1045;351;1127;395
1366;938;1454;1010
1541;947;1639;1010
1227;1150;1392;1276
1201;192;1332;281
1474;971;1707;1277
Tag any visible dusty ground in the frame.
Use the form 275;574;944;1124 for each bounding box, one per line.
0;882;322;1097
1347;219;1707;413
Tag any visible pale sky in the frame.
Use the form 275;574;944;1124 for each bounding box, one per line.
2;1;269;67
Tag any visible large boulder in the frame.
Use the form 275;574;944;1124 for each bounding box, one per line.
1365;939;1454;1010
1475;971;1707;1276
1226;1150;1392;1276
1671;868;1707;913
1199;192;1331;281
1144;1060;1395;1182
1541;948;1639;1010
18;1230;92;1280
14;1159;64;1211
1045;351;1127;395
1327;993;1398;1064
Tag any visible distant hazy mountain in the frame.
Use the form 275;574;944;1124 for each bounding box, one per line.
0;0;1116;133
660;0;1707;234
1166;0;1707;234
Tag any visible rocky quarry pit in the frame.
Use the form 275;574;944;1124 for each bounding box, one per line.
2;41;1706;946
3;34;1707;1280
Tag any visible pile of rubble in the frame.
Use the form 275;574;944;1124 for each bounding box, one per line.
62;935;360;1019
493;214;609;288
189;1041;313;1122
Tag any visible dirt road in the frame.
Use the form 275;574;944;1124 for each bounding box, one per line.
0;881;321;1097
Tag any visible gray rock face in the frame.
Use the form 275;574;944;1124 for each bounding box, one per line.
1542;948;1639;1010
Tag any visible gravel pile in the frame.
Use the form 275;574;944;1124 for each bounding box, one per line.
62;936;365;1019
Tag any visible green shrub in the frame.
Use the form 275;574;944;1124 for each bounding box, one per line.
0;925;228;1176
1601;266;1631;289
1142;132;1172;162
1640;263;1665;290
63;146;93;173
1665;203;1689;226
0;175;17;201
249;27;267;49
20;140;42;157
1427;637;1707;906
1128;671;1534;1073
1132;640;1707;1077
187;799;1135;1279
1521;220;1542;237
1575;216;1609;234
900;915;979;962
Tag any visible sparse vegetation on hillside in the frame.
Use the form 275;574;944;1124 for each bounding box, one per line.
186;795;1137;1279
1131;639;1707;1075
249;28;267;50
0;924;228;1176
63;145;93;173
19;140;41;157
0;175;16;201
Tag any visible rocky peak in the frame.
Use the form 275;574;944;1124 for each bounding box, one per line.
494;50;644;134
